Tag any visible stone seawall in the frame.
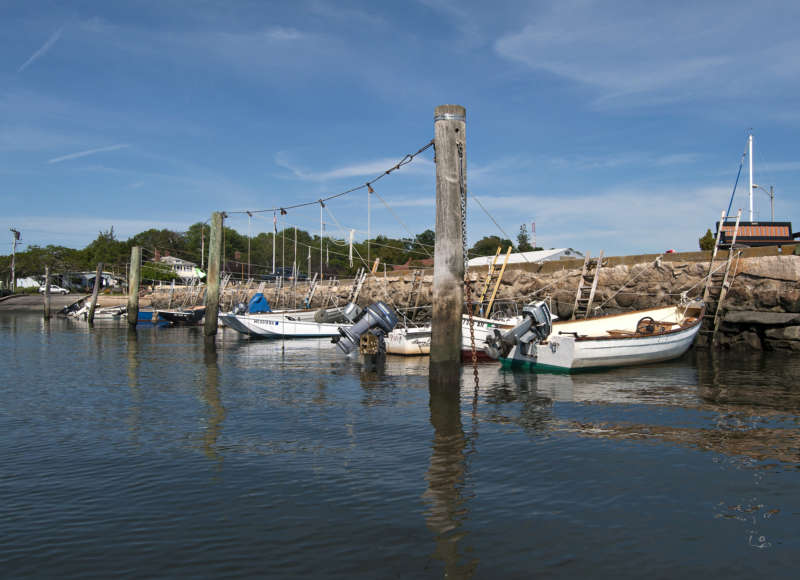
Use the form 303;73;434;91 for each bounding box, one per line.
145;247;800;351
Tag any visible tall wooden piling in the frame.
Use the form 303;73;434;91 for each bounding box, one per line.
204;212;223;339
87;262;103;323
430;104;466;388
127;246;141;329
43;265;51;320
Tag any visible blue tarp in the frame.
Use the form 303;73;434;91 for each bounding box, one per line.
248;293;272;313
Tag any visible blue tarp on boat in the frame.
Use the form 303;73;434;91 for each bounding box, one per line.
248;293;272;313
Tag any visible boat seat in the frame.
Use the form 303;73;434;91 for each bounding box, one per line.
606;329;638;337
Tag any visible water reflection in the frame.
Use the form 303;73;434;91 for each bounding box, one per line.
423;383;478;579
126;329;142;446
201;345;226;465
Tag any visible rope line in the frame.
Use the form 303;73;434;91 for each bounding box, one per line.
225;140;434;216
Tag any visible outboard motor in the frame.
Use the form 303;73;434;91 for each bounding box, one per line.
485;301;552;359
341;303;363;323
316;303;363;324
234;302;247;315
333;302;398;355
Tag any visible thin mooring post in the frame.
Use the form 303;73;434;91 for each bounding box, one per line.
43;265;51;320
127;246;141;329
430;104;466;387
204;211;223;338
87;262;103;323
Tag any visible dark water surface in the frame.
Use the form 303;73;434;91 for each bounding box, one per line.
2;314;800;578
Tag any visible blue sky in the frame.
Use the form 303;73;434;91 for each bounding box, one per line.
3;0;799;257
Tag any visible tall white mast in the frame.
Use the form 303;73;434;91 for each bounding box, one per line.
748;132;754;222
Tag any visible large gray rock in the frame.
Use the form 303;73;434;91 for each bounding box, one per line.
739;256;800;282
764;326;800;341
779;289;800;313
728;330;762;350
724;311;800;325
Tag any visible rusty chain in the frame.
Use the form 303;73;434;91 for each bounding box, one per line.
458;141;479;391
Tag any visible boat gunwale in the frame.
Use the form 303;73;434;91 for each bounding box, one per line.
549;304;705;343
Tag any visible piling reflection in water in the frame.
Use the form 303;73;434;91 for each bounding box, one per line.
424;382;478;579
201;344;226;465
126;328;142;445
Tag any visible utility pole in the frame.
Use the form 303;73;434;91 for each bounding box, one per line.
430;104;466;389
10;228;20;292
247;211;252;279
272;211;277;274
319;201;324;279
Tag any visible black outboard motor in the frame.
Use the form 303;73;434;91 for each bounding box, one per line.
333;302;398;355
485;301;552;359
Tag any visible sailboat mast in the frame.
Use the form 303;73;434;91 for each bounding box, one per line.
748;132;754;222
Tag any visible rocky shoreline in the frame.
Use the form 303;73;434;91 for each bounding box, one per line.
136;251;800;351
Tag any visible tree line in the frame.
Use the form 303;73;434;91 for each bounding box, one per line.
1;222;542;282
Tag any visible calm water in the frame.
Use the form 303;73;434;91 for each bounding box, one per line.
2;314;800;578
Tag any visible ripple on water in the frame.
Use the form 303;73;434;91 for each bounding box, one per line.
2;316;800;578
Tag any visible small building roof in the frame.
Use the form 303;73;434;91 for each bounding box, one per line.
159;256;197;267
467;248;583;268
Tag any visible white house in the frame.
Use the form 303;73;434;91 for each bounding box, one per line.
467;248;584;268
15;277;41;289
159;256;205;281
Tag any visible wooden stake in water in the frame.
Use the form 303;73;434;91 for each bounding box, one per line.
204;212;223;338
430;104;466;388
43;265;51;320
88;262;103;323
127;247;141;329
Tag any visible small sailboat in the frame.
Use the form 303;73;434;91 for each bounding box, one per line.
485;300;704;371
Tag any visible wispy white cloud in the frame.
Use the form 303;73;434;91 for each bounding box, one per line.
0;127;80;152
469;151;700;185
468;183;739;253
47;144;130;164
760;161;800;173
275;152;433;181
494;1;800;107
18;26;64;72
5;216;191;246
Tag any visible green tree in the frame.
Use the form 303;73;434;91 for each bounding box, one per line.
517;224;534;252
129;228;188;261
469;235;514;258
83;227;130;268
699;229;715;251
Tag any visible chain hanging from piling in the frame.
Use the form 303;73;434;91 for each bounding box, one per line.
458;142;479;390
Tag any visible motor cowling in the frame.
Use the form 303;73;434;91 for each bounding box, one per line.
484;301;552;359
333;302;398;355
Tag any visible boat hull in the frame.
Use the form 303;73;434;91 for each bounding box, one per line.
386;315;520;358
501;309;702;372
219;312;341;338
157;307;206;325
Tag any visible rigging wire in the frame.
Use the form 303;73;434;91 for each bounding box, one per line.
224;140;434;216
470;194;530;263
370;188;432;257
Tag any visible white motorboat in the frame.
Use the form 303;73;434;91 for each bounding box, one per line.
219;312;341;338
67;304;127;320
219;303;359;339
385;314;522;359
486;300;704;372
